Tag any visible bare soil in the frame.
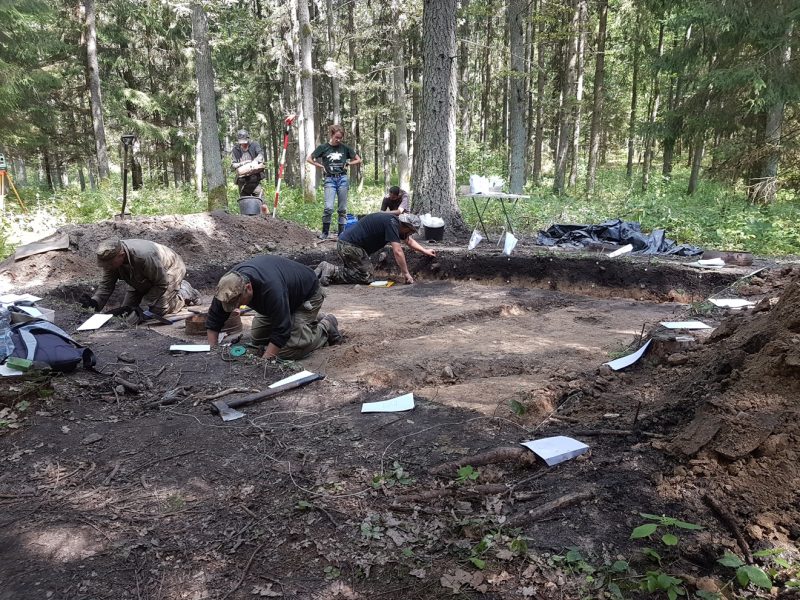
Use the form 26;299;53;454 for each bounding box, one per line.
1;213;798;600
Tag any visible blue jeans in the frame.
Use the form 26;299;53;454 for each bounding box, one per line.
322;175;349;228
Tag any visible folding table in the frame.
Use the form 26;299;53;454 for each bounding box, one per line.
460;192;531;242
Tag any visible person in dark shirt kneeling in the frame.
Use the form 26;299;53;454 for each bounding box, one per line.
206;255;341;359
314;212;435;286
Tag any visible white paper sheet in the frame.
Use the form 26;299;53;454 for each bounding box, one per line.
369;281;393;287
0;363;24;377
503;232;518;256
269;370;316;388
608;244;633;258
76;313;114;331
17;306;42;318
604;339;652;371
0;293;43;304
521;436;590;466
659;321;712;330
698;258;725;266
468;229;483;250
169;344;211;352
361;392;415;413
709;298;755;308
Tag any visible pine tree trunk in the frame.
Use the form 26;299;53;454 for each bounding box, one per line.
415;0;464;229
347;0;362;189
642;22;664;192
532;1;546;185
325;0;341;124
297;0;316;202
392;3;411;191
194;94;203;195
480;4;493;145
553;0;578;195
458;0;472;137
507;0;528;194
586;0;607;194
568;0;587;188
191;3;227;210
687;135;704;195
626;12;641;179
84;0;110;180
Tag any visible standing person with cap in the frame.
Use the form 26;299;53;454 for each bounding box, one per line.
380;186;410;215
307;124;362;239
231;129;265;198
79;239;200;321
206;255;341;360
315;212;435;286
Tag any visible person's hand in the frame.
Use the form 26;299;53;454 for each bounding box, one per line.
403;272;414;284
79;294;98;310
426;249;437;258
107;305;135;317
262;349;278;360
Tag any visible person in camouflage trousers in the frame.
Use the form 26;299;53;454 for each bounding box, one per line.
315;212;435;286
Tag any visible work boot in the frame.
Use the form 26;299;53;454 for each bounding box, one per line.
320;314;342;345
317;232;328;240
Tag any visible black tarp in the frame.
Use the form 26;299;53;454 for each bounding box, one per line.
536;219;702;256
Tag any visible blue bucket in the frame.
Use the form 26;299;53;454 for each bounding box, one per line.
343;214;358;231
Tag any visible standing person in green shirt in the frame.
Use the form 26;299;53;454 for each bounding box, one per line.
307;124;362;239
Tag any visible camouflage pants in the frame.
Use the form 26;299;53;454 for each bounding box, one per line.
122;279;199;316
333;241;374;284
250;287;329;359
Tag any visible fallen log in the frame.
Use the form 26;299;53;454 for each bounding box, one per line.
394;484;509;504
429;447;540;476
507;489;596;527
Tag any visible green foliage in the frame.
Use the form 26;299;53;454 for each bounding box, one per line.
371;461;414;489
641;571;686;600
630;514;703;548
455;465;480;484
717;550;777;591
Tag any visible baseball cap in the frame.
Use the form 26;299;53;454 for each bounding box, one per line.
96;238;123;264
236;129;250;144
398;213;421;231
215;271;247;312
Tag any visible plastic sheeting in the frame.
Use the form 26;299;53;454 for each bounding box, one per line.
536;219;703;256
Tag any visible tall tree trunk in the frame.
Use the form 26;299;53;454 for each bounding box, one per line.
642;22;665;191
480;3;493;145
347;0;362;188
752;14;793;203
586;0;607;194
281;20;298;187
325;0;341;124
553;0;578;195
532;0;546;184
191;3;226;209
297;0;316;202
568;0;587;187
391;2;411;190
626;11;641;179
458;0;472;137
415;0;464;229
507;0;527;193
194;94;203;195
687;135;704;195
84;0;110;180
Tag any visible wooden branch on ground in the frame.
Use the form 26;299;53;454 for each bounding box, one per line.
507;489;596;527
394;484;509;504
703;493;753;564
113;376;141;394
429;447;540;476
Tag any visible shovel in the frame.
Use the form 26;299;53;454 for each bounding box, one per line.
211;372;325;421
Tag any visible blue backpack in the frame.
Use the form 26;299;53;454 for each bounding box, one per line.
9;320;96;373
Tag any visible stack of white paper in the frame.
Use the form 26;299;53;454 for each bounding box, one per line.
521;436;589;466
361;393;415;413
76;313;114;331
659;321;712;330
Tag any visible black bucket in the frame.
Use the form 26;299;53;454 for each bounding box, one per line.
238;196;263;216
423;226;444;242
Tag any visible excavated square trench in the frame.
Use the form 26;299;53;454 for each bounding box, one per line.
1;221;773;599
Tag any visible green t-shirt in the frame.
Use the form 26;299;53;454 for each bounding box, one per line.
311;142;357;176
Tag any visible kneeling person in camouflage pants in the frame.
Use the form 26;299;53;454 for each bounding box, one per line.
315;212;436;286
207;255;341;360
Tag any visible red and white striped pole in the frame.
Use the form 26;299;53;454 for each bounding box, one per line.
271;114;296;218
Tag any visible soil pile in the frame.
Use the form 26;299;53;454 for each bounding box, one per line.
0;212;320;292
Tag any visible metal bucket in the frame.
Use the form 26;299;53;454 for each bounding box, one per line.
238;196;263;216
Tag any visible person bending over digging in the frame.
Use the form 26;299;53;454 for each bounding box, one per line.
315;212;435;286
380;186;410;215
207;255;342;360
80;238;200;323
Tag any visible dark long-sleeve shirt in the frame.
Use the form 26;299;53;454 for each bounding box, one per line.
206;256;319;348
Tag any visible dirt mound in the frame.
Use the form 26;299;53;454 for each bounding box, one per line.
0;212;320;292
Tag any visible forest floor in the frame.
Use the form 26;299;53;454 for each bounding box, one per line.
1;212;799;600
